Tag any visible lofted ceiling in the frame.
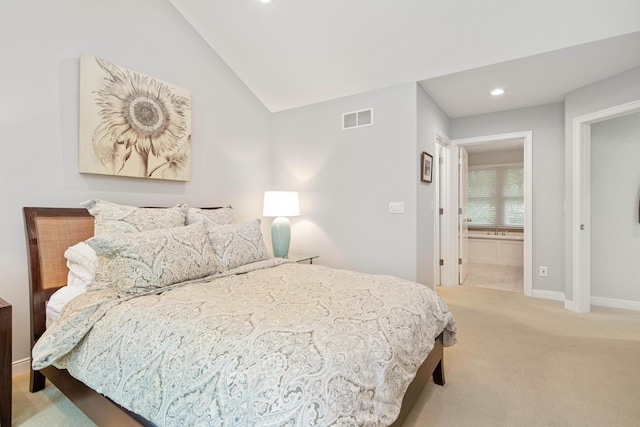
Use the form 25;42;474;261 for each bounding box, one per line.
169;0;640;117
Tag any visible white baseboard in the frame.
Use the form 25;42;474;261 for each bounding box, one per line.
12;357;31;378
558;296;638;312
532;289;566;302
591;296;640;311
526;290;634;313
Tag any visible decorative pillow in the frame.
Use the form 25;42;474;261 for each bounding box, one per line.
86;222;219;295
205;219;270;271
81;199;188;235
186;206;233;226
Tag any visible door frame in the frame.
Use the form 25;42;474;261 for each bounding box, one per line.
449;131;533;295
434;129;454;286
570;98;640;312
458;146;470;285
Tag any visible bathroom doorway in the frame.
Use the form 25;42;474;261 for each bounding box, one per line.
450;132;533;295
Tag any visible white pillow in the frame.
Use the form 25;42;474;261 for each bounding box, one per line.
48;242;97;326
64;242;98;290
87;222;219;295
81;199;188;235
46;286;85;328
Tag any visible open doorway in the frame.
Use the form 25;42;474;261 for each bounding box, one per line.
447;131;533;296
570;99;640;312
461;141;525;292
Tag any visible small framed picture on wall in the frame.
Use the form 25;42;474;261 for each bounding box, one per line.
421;151;433;183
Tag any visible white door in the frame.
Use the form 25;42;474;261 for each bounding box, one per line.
437;144;444;285
458;147;469;284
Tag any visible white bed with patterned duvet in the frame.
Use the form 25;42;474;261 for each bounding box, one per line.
26;200;457;427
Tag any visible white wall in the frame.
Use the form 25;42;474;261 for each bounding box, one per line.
564;66;640;300
417;85;450;286
271;83;419;281
0;0;272;368
450;103;565;293
590;112;640;303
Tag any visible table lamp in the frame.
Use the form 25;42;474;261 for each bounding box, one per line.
263;191;300;257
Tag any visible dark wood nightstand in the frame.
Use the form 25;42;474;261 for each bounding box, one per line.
278;253;319;264
0;297;11;427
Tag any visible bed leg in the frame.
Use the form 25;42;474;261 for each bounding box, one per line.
30;368;46;392
432;359;445;386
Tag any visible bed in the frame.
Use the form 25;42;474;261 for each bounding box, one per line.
24;203;456;427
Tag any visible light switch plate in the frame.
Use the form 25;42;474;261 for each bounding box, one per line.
389;202;405;214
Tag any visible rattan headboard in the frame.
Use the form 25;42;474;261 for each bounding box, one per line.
23;207;94;346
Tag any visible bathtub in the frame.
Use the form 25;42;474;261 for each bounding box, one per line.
467;229;523;266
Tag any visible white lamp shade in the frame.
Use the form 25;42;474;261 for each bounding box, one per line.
263;191;300;217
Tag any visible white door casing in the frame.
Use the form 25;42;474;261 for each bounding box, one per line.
449;131;532;296
570;98;640;313
435;129;455;286
436;144;443;286
458;146;469;284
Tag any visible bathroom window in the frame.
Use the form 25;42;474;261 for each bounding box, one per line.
468;164;524;227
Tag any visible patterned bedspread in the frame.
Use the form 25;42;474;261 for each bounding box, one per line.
33;261;457;427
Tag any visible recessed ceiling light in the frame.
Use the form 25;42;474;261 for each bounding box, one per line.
259;0;273;4
491;88;505;96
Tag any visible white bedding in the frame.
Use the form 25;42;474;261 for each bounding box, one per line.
45;242;97;327
46;286;85;328
34;261;456;427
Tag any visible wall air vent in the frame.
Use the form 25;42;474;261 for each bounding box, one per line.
342;108;374;130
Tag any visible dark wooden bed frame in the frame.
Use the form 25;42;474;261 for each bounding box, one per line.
23;206;445;427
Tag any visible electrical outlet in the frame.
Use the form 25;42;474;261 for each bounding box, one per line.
539;266;548;277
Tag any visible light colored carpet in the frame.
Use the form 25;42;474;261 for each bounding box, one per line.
12;373;94;426
12;285;640;426
405;285;640;427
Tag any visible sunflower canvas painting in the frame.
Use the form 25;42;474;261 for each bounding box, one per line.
79;54;192;181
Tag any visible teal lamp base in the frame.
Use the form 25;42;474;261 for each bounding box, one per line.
271;216;291;257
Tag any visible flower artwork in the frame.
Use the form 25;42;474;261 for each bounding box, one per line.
79;54;192;181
